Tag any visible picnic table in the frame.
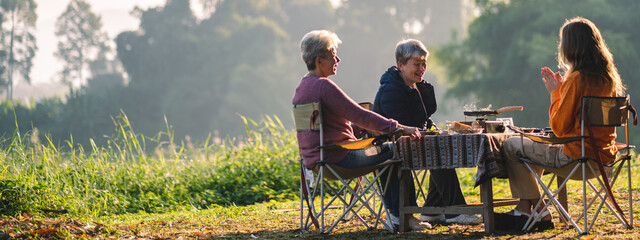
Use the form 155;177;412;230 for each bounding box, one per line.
395;133;518;233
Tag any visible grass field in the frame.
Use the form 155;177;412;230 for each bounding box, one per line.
1;116;639;239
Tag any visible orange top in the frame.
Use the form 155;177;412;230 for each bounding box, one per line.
549;71;617;164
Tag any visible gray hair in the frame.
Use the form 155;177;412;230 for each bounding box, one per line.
300;30;342;70
395;39;429;64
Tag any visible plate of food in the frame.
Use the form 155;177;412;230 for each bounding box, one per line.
448;121;483;134
420;131;438;135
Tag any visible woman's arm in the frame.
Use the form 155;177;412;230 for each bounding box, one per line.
549;72;581;136
321;79;399;134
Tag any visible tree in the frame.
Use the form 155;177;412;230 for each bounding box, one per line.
0;0;37;100
113;0;469;139
86;47;124;97
115;0;330;138
115;0;199;136
435;0;640;141
332;0;461;104
54;0;108;88
197;0;333;135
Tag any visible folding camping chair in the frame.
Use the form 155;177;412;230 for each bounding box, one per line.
509;95;637;234
294;101;401;234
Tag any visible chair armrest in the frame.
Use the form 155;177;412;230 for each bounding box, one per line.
614;142;635;150
320;138;376;150
319;128;404;150
508;125;587;145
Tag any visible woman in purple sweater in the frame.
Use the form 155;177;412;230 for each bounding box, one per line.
292;30;428;230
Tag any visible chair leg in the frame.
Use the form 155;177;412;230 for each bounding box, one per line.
300;165;322;232
320;166;325;233
322;164;395;233
301;164;394;234
582;162;588;234
522;161;583;233
524;173;558;230
300;172;304;230
578;163;631;231
628;159;633;228
554;175;573;225
585;163;630;230
376;166;395;232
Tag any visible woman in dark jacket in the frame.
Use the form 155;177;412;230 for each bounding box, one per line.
373;39;481;225
373;66;436;130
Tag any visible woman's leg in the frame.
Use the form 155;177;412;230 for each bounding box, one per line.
335;142;394;169
503;136;568;220
335;143;417;218
503;137;546;200
424;169;466;218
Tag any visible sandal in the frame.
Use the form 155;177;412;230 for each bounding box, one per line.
510;209;551;221
534;208;553;222
509;209;531;217
532;209;551;220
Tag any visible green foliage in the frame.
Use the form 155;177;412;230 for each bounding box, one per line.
4;1;467;145
0;0;37;100
435;0;640;143
0;99;43;137
0;114;299;217
114;0;320;140
0;180;42;215
55;0;109;85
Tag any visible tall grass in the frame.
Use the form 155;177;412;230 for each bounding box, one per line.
0;114;299;217
2;113;637;221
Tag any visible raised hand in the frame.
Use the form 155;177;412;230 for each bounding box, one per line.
541;67;563;93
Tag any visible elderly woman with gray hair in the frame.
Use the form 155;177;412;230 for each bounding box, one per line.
373;39;482;225
292;30;429;231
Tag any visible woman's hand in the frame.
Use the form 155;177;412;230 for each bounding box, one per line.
401;125;421;138
541;67;563;93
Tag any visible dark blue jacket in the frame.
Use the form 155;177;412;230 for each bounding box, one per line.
373;66;437;129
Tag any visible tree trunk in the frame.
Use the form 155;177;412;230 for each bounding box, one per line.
79;49;84;87
7;10;16;100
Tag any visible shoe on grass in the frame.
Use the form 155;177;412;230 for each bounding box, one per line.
420;214;445;223
388;215;432;232
409;216;432;231
445;214;482;225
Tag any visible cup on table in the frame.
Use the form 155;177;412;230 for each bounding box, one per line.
496;117;514;133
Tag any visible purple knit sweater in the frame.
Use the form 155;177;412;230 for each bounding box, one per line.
292;75;399;169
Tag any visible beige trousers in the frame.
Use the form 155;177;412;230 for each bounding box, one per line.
503;136;599;199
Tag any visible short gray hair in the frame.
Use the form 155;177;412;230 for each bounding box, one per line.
300;30;342;70
395;39;429;64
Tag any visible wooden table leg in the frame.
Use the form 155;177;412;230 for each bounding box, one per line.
398;169;411;232
481;178;494;233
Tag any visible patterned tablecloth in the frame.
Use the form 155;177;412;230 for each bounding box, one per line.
394;133;514;186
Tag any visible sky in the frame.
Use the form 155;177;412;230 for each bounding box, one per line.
30;0;166;85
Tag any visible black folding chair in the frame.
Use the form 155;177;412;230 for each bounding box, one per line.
294;101;401;233
510;95;637;234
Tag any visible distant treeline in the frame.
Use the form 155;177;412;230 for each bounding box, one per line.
1;0;639;146
1;0;465;145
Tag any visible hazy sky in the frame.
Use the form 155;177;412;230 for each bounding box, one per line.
30;0;166;85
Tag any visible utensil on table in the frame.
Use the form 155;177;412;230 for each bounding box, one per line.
463;106;524;117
